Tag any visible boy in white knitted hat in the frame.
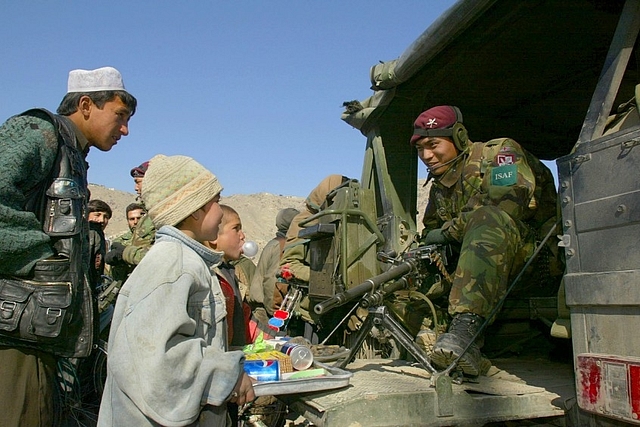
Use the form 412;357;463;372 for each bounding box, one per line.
98;154;255;427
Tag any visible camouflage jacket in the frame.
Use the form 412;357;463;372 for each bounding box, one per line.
112;230;133;246
108;230;134;282
279;174;347;283
422;138;557;242
122;213;156;266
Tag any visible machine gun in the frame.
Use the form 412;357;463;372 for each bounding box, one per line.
314;244;447;316
313;243;450;374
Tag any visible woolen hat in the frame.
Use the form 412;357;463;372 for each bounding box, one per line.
142;154;223;228
130;161;150;178
67;66;126;93
410;105;459;145
276;208;300;237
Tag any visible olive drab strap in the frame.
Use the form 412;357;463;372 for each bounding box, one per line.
468;138;512;177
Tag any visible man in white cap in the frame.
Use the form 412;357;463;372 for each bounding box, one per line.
0;66;137;425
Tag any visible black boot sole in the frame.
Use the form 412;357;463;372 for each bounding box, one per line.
430;332;490;376
430;348;482;376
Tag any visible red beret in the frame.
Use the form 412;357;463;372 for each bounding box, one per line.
130;161;149;178
410;105;459;145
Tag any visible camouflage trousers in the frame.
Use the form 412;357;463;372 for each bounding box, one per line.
448;205;533;320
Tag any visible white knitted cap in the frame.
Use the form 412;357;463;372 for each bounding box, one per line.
142;155;223;228
67;66;125;93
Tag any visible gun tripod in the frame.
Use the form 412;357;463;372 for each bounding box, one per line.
331;294;459;416
336;304;438;375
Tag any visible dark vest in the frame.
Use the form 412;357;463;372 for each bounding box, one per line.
0;109;94;357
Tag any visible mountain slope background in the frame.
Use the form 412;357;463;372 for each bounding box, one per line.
90;180;430;261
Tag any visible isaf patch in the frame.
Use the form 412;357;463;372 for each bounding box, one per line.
491;164;517;186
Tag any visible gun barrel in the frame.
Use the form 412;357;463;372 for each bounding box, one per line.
360;277;410;308
314;259;416;315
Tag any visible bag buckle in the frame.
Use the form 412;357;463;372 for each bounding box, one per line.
1;301;16;319
46;307;63;325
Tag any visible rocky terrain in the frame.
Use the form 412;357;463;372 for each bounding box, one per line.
89;184;307;261
89;179;430;261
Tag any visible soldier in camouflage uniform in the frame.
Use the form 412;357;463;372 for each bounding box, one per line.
105;202;145;282
123;162;156;266
411;106;559;376
122;213;155;265
106;161;156;273
115;202;146;246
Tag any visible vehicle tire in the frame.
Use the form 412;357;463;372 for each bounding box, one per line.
93;340;108;398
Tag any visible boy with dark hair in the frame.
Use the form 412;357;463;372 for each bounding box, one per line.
88;199;114;287
88;199;113;230
0;66;136;425
208;205;255;347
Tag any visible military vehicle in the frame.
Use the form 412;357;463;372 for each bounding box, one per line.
269;0;640;426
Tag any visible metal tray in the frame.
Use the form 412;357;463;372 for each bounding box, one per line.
252;361;352;396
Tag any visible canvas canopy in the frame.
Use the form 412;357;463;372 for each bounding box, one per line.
342;0;633;161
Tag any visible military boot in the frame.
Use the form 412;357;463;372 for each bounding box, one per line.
415;327;437;357
430;313;490;376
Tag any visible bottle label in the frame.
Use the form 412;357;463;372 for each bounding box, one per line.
280;342;302;356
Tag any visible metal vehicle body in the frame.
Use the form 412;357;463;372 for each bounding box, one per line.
278;0;640;425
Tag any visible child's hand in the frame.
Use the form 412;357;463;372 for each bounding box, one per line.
229;372;255;406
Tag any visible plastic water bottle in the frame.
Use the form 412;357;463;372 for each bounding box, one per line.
242;240;258;258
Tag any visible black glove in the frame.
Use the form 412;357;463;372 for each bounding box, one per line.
105;242;125;265
423;228;449;245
